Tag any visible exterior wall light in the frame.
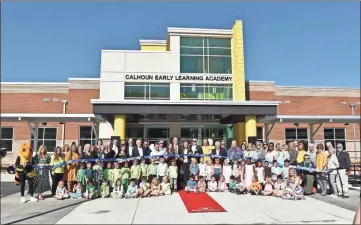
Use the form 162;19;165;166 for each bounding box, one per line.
294;123;299;127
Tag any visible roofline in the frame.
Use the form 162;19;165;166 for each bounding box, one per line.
275;85;360;90
0;82;69;85
91;99;280;106
139;39;166;46
68;78;100;81
167;27;233;36
263;115;360;119
0;113;106;122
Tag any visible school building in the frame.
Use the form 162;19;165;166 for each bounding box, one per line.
1;20;360;164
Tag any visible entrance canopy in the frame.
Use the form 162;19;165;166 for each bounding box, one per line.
92;99;279;115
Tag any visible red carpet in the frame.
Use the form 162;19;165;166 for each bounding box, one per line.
178;190;226;213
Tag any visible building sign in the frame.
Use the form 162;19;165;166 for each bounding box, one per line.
125;74;232;82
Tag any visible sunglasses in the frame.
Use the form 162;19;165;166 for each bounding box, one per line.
337;146;342;149
304;158;310;160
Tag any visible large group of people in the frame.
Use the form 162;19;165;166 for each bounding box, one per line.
15;136;352;203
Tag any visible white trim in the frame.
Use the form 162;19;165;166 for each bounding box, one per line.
248;80;275;84
0;82;69;85
167;27;233;36
1;113;106;123
275;85;360;91
259;115;360;124
90;99;280;106
139;40;166;46
68;78;100;81
101;49;173;54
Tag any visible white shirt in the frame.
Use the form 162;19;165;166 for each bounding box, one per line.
183;149;188;163
137;147;143;157
157;163;168;177
112;145;119;155
150;149;164;157
215;148;220;155
191;145;197;153
128;145;133;157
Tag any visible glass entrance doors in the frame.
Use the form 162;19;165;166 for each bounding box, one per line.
126;124;169;145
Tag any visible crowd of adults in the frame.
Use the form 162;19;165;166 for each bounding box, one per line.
24;137;352;200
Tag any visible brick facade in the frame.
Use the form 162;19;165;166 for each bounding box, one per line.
1;79;360;164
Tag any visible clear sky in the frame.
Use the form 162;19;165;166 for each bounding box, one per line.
1;2;360;87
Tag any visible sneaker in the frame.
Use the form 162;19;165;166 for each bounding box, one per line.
329;194;338;199
321;193;327;196
20;197;26;203
38;195;44;200
29;197;38;202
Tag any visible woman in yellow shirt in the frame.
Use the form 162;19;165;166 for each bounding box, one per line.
50;151;65;197
202;139;214;163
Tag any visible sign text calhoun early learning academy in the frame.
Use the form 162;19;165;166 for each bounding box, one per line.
125;74;233;82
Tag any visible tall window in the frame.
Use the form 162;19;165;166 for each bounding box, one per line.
180;84;232;100
180;37;232;74
124;83;170;100
324;128;346;150
79;126;96;146
0;127;13;151
257;127;264;142
285;128;308;149
31;128;57;152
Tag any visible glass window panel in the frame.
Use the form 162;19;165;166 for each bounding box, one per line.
323;129;335;139
335;128;345;139
1;128;13;139
124;84;146;99
80;126;92;139
180;84;205;100
44;140;57;152
31;128;44;139
208;48;232;56
126;128;144;139
180;47;203;55
296;129;308;139
207;38;231;48
149;85;170;100
205;85;232;100
180;56;204;73
180;37;203;47
204;127;226;139
285;129;296;140
79;139;92;147
0;140;12;151
208;56;232;74
181;128;199;139
147;128;169;139
44;128;57;139
257;127;263;141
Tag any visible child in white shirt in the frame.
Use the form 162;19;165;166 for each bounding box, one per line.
207;176;218;192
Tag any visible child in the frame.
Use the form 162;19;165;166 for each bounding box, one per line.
99;178;110;198
235;177;247;195
138;177;151;198
228;175;237;193
282;159;291;181
76;163;86;187
93;161;104;191
125;178;138;199
244;158;255;188
157;157;168;183
150;177;161;196
104;162;113;188
69;182;83;199
55;181;68;200
222;159;232;186
112;162;122;188
232;160;240;179
84;162;93;185
120;162;131;192
263;161;271;180
131;159;142;184
111;179;124;198
255;160;265;186
189;158;199;181
185;175;198;193
239;160;246;185
197;176;207;192
198;157;206;179
273;175;286;197
271;160;282;182
168;160;178;192
84;179;98;199
207;176;218;192
140;158;149;182
147;159;158;183
218;175;228;192
213;158;222;182
249;176;262;196
160;176;172;195
262;176;274;196
205;160;213;183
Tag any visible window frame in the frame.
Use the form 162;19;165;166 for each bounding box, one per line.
257;126;264;142
323;128;347;150
124;82;170;100
285;128;309;149
0;127;14;152
30;127;58;152
180;83;233;101
78;126;96;147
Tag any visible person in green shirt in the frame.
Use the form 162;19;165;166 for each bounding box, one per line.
147;159;158;183
112;162;121;189
104;162;114;187
120;162;131;192
131;159;141;184
140;158;148;181
99;178;110;198
229;175;237;193
84;179;98;199
77;163;86;186
160;176;172;195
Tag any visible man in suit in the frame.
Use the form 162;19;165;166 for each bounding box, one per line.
126;138;135;158
132;139;150;158
172;137;182;155
211;141;227;163
190;138;203;162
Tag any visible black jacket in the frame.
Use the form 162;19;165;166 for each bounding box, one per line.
131;147;150;158
337;151;351;171
211;147;227;163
